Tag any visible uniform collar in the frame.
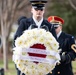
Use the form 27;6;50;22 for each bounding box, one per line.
57;30;62;38
33;16;43;28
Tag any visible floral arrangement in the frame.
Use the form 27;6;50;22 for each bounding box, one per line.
13;28;60;75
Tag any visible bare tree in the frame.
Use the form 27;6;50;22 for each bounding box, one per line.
0;0;30;70
68;0;76;10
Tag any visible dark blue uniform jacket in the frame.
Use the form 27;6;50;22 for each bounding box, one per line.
48;32;76;75
14;17;57;41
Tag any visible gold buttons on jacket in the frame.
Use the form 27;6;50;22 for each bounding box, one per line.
58;71;60;74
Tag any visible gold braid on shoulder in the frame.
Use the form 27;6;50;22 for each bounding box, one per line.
71;44;76;53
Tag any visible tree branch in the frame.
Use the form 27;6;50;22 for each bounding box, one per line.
68;0;76;10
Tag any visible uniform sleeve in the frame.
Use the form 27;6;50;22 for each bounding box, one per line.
61;36;76;64
14;20;25;40
13;19;27;47
18;16;27;25
67;36;76;60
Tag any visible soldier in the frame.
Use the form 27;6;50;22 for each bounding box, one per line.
14;0;57;75
14;0;57;40
47;16;76;75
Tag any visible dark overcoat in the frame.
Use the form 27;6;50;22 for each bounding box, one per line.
48;32;76;75
14;17;57;40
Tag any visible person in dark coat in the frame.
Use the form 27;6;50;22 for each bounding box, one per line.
13;0;57;75
47;16;76;75
14;0;57;40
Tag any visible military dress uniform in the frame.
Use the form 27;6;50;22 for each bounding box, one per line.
14;1;57;40
14;17;57;40
14;1;57;75
47;16;76;75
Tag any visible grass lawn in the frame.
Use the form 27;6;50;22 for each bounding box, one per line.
72;61;76;74
0;58;17;75
0;56;76;75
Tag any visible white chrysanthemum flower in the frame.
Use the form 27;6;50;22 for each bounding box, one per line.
25;69;32;75
13;47;23;55
27;62;36;69
37;63;45;69
15;37;25;47
51;42;59;50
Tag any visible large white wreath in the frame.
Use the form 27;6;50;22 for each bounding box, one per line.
13;28;60;75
